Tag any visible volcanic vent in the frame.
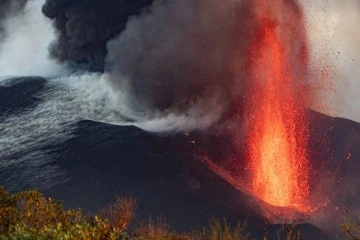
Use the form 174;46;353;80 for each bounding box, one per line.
194;0;316;221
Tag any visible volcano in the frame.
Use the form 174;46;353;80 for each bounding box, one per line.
1;77;359;239
1;0;360;239
188;108;360;230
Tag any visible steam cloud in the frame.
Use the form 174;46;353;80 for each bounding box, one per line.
0;0;28;32
0;0;27;51
0;0;65;77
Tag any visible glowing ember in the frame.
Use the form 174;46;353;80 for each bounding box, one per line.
246;6;310;211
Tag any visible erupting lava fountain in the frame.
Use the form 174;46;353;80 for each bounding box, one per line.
244;0;312;214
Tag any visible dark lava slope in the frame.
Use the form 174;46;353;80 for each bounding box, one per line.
0;78;359;239
0;77;46;116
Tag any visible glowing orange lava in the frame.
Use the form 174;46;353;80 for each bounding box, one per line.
246;11;310;211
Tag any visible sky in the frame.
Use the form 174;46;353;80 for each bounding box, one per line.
302;0;360;123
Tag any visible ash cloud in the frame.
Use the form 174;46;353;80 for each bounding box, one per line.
42;0;154;71
38;0;313;130
104;0;256;130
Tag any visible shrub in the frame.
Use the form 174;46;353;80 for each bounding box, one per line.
132;216;187;240
263;223;302;240
341;210;360;240
0;187;125;240
99;196;136;232
191;219;249;240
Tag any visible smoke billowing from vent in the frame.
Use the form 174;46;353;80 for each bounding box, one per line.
42;0;154;71
104;0;258;129
37;0;360;127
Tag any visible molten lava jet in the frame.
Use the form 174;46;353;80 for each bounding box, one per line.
245;2;311;212
193;0;314;220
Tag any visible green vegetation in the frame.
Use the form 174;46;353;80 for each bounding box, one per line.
0;187;359;240
0;187;124;239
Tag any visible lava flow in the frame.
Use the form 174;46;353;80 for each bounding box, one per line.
245;2;311;212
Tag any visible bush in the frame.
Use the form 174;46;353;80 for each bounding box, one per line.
132;216;187;240
191;219;249;240
263;223;302;240
0;187;125;239
341;210;360;240
100;196;136;232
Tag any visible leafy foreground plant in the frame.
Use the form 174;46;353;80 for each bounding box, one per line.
0;187;249;240
263;223;302;240
131;216;188;240
0;187;133;239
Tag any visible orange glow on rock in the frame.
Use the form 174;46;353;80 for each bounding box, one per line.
246;9;310;211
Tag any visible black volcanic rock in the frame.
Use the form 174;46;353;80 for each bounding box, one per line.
42;120;263;233
307;111;360;231
0;77;46;116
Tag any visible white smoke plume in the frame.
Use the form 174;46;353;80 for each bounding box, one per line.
0;0;65;78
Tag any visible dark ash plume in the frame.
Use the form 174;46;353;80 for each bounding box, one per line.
42;0;154;71
104;0;256;127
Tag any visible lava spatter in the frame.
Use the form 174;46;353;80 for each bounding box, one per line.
245;1;311;212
